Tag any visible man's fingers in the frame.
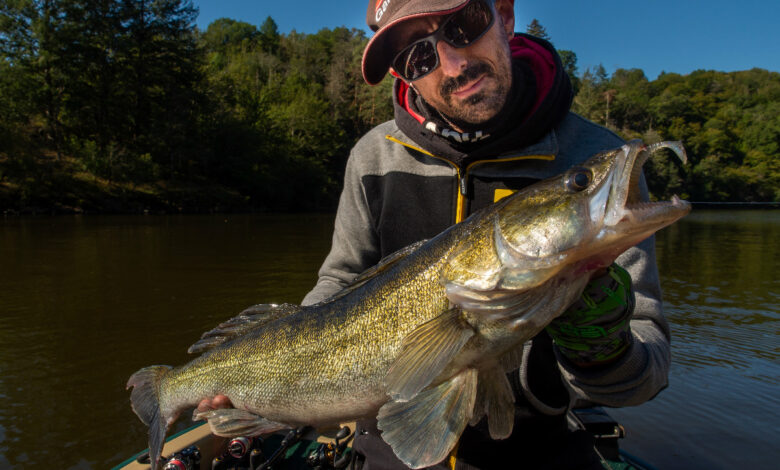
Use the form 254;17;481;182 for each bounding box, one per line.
197;398;215;412
212;395;233;409
197;395;233;413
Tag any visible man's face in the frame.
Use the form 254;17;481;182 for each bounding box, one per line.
390;0;516;127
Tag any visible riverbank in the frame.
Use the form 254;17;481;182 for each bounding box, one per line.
0;154;254;215
3;154;778;215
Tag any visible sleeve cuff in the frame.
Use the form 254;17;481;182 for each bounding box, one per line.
556;319;670;407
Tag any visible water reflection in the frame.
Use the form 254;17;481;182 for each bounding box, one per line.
611;210;780;469
654;211;779;373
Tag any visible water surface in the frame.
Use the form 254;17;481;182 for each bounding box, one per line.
0;210;777;469
609;210;780;469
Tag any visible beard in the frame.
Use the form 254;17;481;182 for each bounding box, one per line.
435;56;512;127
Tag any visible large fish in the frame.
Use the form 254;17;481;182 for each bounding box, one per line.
127;140;691;470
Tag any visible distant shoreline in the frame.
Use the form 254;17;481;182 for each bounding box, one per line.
691;202;780;209
3;201;778;217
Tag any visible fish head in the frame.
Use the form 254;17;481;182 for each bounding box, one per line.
444;140;692;293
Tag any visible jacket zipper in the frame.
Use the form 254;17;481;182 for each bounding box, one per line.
384;135;555;223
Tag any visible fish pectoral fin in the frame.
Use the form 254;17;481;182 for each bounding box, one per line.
385;307;474;401
378;368;478;469
188;303;301;354
472;366;515;439
193;408;287;437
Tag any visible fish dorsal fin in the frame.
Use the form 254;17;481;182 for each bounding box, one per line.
470;366;515;439
384;307;474;401
378;368;478;469
187;303;301;354
325;239;428;303
356;239;428;283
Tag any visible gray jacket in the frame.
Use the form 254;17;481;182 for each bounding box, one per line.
302;112;670;467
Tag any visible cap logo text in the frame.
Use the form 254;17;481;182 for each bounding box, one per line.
375;0;392;22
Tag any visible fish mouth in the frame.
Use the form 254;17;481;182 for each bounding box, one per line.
602;140;691;240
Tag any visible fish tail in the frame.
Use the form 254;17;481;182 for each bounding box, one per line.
127;365;172;470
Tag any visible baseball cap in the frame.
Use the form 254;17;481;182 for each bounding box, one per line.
362;0;471;85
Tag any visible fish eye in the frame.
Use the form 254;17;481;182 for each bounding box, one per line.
565;167;592;192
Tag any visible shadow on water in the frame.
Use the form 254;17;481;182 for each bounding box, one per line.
0;210;778;468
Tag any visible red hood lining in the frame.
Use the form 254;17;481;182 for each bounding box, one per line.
509;35;556;118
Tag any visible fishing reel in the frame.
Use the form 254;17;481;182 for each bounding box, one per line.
305;425;354;470
210;436;264;470
161;445;202;470
211;427;312;470
208;426;353;470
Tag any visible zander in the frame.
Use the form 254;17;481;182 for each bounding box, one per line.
128;140;691;470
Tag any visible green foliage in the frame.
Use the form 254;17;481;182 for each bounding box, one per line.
557;49;579;95
195;22;392;210
0;5;776;212
574;66;779;202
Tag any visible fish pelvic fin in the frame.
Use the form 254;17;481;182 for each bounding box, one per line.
193;408;287;437
471;366;515;439
498;344;525;373
188;303;301;354
127;365;172;470
384;307;474;401
378;368;478;469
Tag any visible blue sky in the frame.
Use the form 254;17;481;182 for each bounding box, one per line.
193;0;778;80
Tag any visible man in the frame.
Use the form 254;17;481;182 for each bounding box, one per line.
202;1;671;468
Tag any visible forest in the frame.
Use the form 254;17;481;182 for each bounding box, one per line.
1;1;777;213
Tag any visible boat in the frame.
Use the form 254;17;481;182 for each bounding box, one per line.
114;408;656;470
113;422;354;469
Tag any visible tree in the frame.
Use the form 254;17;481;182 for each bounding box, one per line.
558;49;579;95
120;0;203;176
0;0;37;144
525;18;549;40
608;68;651;131
32;0;69;157
258;16;279;55
572;66;608;124
201;18;258;53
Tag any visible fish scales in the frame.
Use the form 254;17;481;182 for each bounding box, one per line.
161;222;464;422
127;140;692;470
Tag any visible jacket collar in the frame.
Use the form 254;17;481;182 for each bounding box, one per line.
386;122;559;163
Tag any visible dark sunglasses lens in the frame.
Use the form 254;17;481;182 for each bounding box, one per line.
394;40;437;81
392;0;493;81
444;0;493;46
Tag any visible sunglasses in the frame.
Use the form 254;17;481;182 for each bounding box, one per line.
391;0;495;82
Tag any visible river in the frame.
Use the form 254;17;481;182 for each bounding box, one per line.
0;210;777;469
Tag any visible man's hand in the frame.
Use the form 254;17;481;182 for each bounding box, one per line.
546;264;634;367
197;394;233;413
